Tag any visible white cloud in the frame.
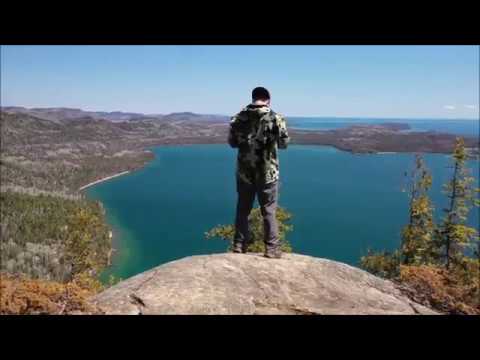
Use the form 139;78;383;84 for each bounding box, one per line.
464;104;477;109
443;105;456;110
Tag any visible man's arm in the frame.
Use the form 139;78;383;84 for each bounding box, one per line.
276;114;290;149
228;115;240;148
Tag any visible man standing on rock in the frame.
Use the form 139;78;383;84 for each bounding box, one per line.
228;87;290;258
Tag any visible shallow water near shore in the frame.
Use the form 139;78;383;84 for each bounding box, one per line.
86;144;479;282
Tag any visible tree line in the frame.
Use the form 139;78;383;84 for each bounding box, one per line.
360;138;479;313
0;191;111;284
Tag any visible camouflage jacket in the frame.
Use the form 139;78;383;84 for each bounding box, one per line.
228;104;289;185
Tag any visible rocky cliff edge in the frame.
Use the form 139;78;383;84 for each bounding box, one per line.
92;253;437;315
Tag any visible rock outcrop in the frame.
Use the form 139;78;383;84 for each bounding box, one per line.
92;253;437;315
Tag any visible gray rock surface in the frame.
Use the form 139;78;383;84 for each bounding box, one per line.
92;253;437;315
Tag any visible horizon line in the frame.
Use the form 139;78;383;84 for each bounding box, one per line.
2;104;479;121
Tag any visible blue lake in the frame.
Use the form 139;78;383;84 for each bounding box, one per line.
288;117;479;136
87;144;479;281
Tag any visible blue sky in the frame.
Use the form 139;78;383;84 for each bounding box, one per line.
1;45;479;119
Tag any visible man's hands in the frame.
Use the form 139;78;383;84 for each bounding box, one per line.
275;115;290;149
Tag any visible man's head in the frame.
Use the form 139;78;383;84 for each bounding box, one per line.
252;87;271;105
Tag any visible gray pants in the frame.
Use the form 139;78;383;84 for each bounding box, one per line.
234;178;279;249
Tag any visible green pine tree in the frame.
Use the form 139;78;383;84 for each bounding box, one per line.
435;137;479;270
361;154;435;277
400;154;436;265
205;206;293;253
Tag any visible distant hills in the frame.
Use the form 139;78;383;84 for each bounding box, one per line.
2;106;478;164
1;106;230;123
0;109;230;193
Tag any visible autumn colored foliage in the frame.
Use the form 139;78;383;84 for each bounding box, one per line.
361;138;479;314
399;264;479;315
0;272;103;315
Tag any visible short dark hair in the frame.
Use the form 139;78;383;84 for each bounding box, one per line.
252;87;270;101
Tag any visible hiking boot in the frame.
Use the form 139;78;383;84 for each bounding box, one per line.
232;241;248;254
264;247;282;259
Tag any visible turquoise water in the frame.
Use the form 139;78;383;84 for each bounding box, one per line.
289;117;479;136
87;145;479;281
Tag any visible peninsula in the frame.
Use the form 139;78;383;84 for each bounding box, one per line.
2;107;478;194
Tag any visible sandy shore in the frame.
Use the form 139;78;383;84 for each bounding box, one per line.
78;171;130;191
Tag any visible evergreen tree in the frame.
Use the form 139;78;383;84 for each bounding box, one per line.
436;137;479;270
360;249;401;278
361;154;435;276
400;154;436;265
205;206;293;253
